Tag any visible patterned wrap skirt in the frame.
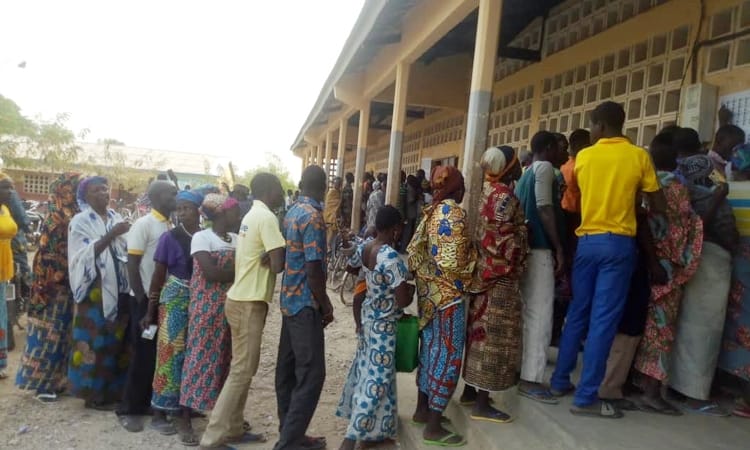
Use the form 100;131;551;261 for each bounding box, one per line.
463;278;522;392
152;276;190;412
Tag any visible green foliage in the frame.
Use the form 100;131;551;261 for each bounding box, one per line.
239;153;296;193
98;138;126;146
0;94;83;172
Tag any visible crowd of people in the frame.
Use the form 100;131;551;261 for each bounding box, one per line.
0;98;749;450
331;100;750;448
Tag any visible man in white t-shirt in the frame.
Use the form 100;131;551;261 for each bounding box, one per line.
117;180;177;433
200;173;286;448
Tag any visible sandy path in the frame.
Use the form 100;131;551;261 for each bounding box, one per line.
0;285;388;450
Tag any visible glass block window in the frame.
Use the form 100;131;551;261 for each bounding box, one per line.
24;174;51;195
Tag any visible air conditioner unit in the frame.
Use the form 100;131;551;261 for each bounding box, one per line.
679;83;718;142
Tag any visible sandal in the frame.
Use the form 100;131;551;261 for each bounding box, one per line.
226;431;267;444
423;431;466;447
302;435;327;450
636;396;682;416
117;414;145;432
550;385;576;398
179;429;200;447
601;398;638;411
410;416;452;427
0;370;7;380
570;401;623;419
470;408;513;424
682;402;730;417
35;392;58;403
85;400;117;412
150;418;178;436
519;386;559;405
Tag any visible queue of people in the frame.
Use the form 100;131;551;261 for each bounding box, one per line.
333;100;750;448
2;98;750;450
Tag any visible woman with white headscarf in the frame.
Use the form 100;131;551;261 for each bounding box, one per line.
67;176;131;410
459;146;529;424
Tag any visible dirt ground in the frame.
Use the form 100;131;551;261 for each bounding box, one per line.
0;286;398;450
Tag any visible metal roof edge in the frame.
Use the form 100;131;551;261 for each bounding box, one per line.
289;0;388;153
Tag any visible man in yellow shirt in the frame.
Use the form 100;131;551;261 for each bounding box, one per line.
551;101;665;419
200;173;286;448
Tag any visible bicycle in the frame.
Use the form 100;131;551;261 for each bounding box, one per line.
327;232;361;306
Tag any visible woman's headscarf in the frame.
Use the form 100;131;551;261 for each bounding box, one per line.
676;154;714;185
76;176;108;209
431;165;464;204
176;190;204;208
481;146;518;183
0;172;12;183
50;173;82;219
200;193;239;221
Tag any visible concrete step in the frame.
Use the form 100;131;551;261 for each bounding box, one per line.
397;371;750;450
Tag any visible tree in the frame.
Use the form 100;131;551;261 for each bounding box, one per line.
0;94;83;172
239;153;296;193
98;138;126;146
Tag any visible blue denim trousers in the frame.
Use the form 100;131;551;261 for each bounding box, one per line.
551;233;636;407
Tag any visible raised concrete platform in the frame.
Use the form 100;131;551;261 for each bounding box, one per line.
397;370;750;450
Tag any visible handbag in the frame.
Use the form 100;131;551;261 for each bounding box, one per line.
395;314;419;373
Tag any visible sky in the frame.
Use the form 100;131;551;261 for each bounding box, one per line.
0;0;365;183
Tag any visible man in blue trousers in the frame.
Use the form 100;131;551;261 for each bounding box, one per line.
550;101;665;418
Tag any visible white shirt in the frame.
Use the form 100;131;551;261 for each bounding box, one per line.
191;229;238;255
127;210;171;295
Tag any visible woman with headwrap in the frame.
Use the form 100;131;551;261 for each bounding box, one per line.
459;146;528;424
0;172;17;379
16;173;80;399
66;176;131;409
671;127;738;416
407;165;475;447
137;190;203;444
180;193;241;413
631;133;703;415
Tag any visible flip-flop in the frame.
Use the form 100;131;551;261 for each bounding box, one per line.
682;402;730;417
519;386;559;405
601;398;638;411
570;401;624;419
35;393;58;403
302;435;327;449
226;431;267;444
150;419;178;436
117;414;145;432
458;397;495;406
636;397;683;416
423;432;466;447
550;385;576;398
179;429;200;447
470;409;513;424
410;417;452;427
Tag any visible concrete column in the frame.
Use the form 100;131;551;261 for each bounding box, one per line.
325;130;334;180
461;0;502;228
385;61;410;205
336;118;348;179
352;105;370;232
316;144;324;167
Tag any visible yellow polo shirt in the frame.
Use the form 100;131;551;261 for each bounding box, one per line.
227;200;286;302
575;137;660;237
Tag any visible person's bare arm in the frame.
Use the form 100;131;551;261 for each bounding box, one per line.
94;222;130;257
538;205;564;275
128;254;146;300
305;260;333;326
352;291;364;334
141;261;167;330
194;251;234;282
644;190;667;215
394;282;415;309
267;247;285;274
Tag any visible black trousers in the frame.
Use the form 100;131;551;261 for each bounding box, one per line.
117;296;157;416
274;307;326;450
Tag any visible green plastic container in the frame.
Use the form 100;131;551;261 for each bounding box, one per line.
396;314;419;373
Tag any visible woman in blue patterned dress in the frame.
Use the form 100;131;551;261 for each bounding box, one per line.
336;205;414;450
